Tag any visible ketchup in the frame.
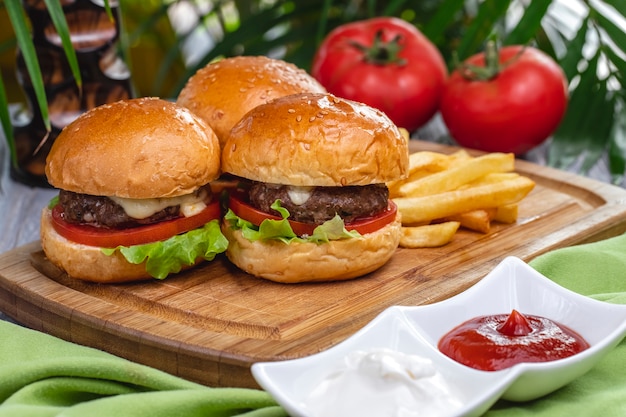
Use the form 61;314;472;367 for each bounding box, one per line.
438;310;590;371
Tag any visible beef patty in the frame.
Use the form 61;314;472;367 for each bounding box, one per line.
58;185;212;229
248;182;389;224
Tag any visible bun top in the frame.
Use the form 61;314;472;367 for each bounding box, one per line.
46;97;221;199
221;93;409;186
176;56;326;145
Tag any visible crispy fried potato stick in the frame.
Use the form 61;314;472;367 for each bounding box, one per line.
444;209;496;234
388;151;451;194
394;176;535;224
494;204;519;224
399;221;460;248
397;152;515;197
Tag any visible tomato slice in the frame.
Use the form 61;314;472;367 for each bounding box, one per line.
227;193;397;236
51;200;222;248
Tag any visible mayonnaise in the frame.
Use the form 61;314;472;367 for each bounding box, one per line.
109;190;207;219
287;185;314;205
303;348;463;417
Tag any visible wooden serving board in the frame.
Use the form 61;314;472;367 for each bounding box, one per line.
1;141;626;389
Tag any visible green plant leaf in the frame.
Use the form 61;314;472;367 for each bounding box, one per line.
590;4;626;55
172;1;326;92
421;0;465;44
0;73;16;168
4;0;50;133
603;44;626;76
557;16;588;81
381;0;412;16
550;51;599;168
43;0;82;91
602;0;626;16
456;0;512;60
579;83;613;173
550;52;614;172
504;0;552;46
608;97;626;185
315;0;333;47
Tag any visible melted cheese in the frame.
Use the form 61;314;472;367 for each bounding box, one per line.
287;186;314;205
109;192;207;219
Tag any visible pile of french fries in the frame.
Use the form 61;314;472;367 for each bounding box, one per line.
388;149;536;248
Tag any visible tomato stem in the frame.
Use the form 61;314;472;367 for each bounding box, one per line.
458;40;527;81
349;29;407;66
459;40;501;81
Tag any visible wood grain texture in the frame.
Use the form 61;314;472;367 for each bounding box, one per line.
1;140;626;388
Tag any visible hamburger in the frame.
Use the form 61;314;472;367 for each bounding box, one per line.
176;55;326;146
221;93;409;283
41;97;228;283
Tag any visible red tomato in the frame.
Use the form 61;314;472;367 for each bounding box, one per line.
440;44;569;155
51;200;222;248
228;193;398;237
311;17;447;132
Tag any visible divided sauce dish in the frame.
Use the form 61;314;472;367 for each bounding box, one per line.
252;256;626;417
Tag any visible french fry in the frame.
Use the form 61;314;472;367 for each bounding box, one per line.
444;208;496;234
397;152;515;197
388;151;453;195
462;172;521;188
447;149;473;166
393;175;535;224
406;151;455;175
399;222;460;248
494;204;519;224
389;149;534;245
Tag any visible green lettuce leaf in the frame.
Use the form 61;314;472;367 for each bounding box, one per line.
101;219;228;279
223;200;360;244
48;195;59;209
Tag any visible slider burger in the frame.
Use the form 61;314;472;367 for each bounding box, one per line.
221;93;409;283
176;55;326;147
41;97;228;283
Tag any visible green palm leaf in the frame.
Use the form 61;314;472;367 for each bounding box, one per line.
4;0;49;133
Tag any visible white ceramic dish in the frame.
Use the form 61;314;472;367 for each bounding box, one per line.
252;256;626;417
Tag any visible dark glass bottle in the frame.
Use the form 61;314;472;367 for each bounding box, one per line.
11;0;133;187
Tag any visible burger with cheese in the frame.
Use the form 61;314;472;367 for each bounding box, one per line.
41;97;228;283
176;55;326;147
221;93;409;283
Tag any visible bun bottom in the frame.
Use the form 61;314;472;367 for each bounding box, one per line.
40;208;199;283
221;212;402;283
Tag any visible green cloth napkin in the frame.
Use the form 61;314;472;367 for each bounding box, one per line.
0;320;287;417
1;233;625;417
486;232;626;416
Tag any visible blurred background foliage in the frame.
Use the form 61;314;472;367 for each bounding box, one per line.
2;0;626;185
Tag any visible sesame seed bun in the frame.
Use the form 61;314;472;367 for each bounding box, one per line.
221;93;409;186
176;56;326;146
45;97;221;199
